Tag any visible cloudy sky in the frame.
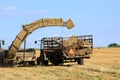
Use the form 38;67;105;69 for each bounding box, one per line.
0;0;120;49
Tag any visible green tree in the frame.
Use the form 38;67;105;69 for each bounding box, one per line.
108;43;119;47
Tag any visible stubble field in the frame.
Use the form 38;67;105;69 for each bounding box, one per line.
0;48;120;80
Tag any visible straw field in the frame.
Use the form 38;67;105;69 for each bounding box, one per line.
0;48;120;80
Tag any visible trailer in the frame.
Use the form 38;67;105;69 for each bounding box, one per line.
38;35;93;65
14;48;37;66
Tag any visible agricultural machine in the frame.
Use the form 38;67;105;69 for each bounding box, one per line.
0;18;74;66
37;35;93;65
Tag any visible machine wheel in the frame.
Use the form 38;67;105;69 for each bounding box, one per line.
23;61;29;66
76;58;84;65
52;59;63;66
42;60;48;65
29;61;35;66
52;61;59;65
37;57;40;65
7;60;15;67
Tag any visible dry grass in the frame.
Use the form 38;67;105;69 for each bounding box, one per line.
0;48;120;80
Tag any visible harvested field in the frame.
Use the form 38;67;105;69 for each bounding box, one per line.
0;48;120;80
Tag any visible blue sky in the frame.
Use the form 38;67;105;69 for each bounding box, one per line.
0;0;120;49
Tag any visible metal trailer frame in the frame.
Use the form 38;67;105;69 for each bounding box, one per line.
39;35;93;65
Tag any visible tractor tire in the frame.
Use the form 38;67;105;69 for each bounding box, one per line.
52;59;63;66
42;60;48;65
77;58;84;65
23;61;29;66
37;57;40;65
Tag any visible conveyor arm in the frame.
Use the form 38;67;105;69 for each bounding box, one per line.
8;18;74;59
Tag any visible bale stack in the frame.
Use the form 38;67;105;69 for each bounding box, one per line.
63;36;78;48
62;36;92;57
75;47;92;56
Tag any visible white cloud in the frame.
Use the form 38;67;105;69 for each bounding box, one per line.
0;10;48;16
5;6;16;11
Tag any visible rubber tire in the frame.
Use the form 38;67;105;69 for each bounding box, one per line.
52;59;63;66
77;58;84;65
37;57;40;65
42;60;48;65
24;61;29;66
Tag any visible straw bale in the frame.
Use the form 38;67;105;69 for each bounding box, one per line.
75;47;92;56
63;36;78;47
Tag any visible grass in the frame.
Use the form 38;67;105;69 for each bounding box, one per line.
0;48;120;80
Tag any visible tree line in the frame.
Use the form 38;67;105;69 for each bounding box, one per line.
108;43;120;48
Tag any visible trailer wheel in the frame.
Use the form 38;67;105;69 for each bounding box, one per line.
23;61;29;66
52;59;63;66
76;58;84;65
7;60;15;67
26;62;29;66
42;60;48;65
37;57;40;65
29;61;35;66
